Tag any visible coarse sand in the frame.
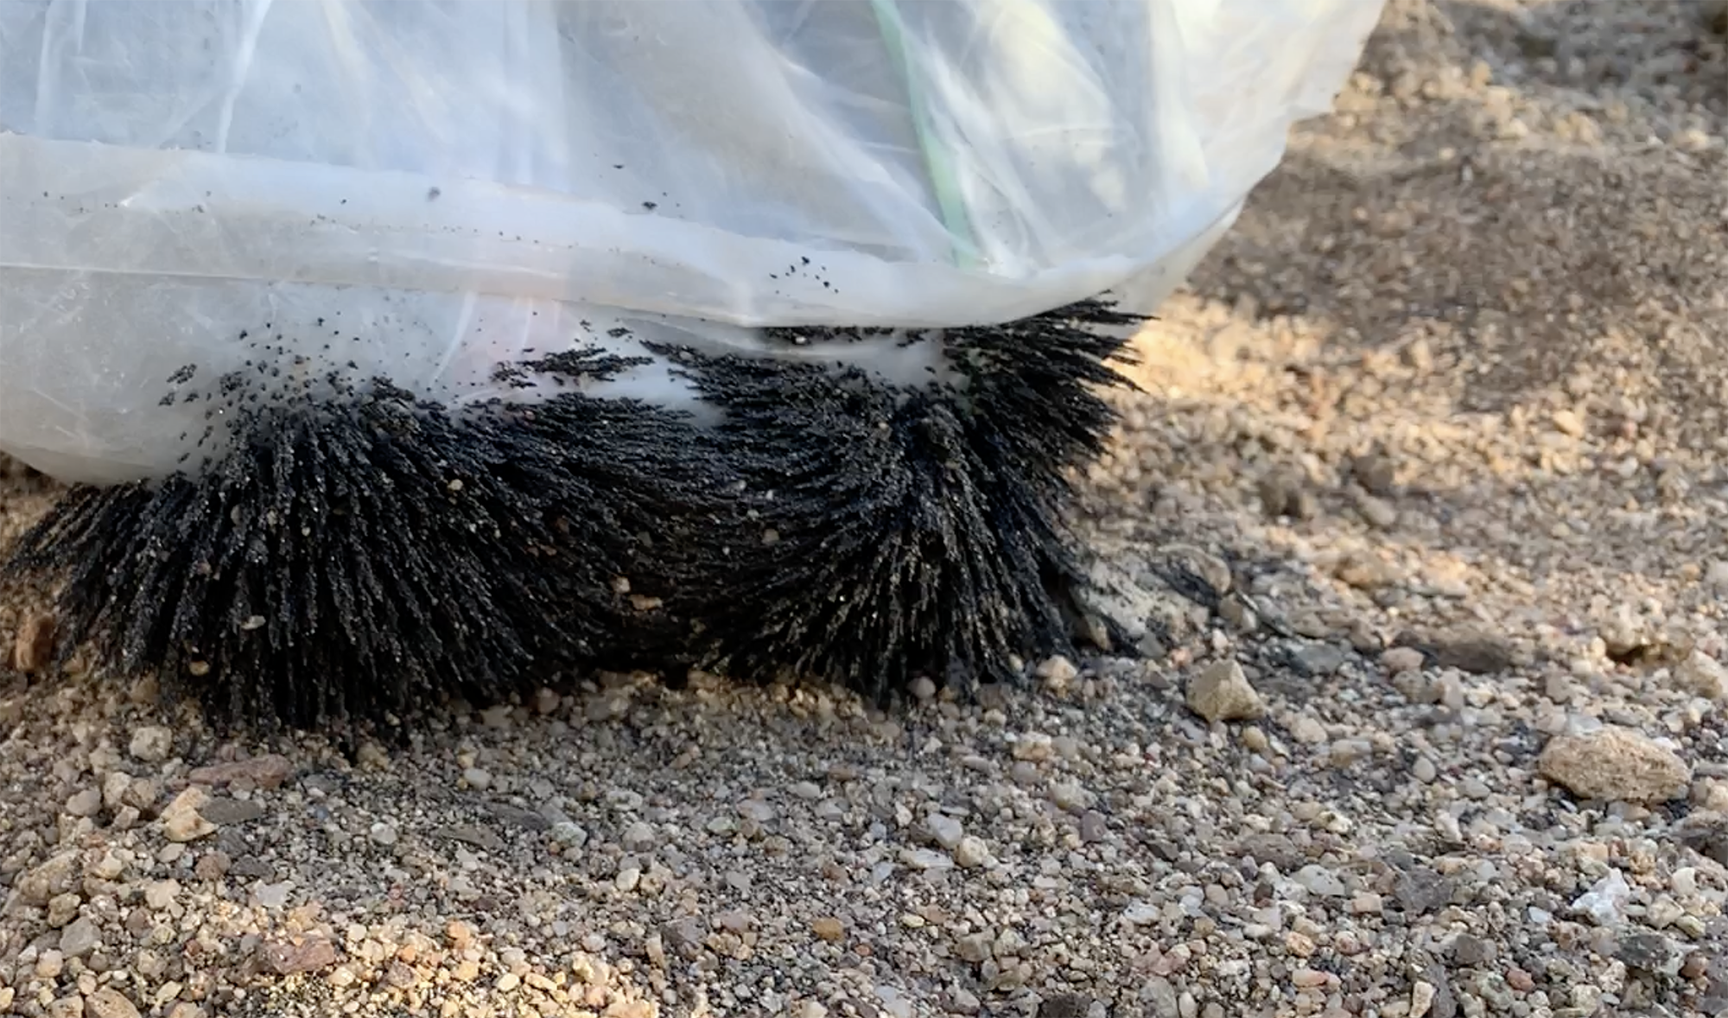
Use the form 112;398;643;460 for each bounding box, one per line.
2;2;1726;1016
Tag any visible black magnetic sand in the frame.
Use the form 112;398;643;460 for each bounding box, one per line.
663;301;1143;703
3;299;1141;731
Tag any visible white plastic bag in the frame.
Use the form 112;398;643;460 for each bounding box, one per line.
0;0;1384;484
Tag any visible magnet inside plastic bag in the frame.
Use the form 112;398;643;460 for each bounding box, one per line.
0;0;1386;483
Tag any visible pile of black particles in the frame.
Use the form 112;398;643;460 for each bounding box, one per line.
3;299;1143;732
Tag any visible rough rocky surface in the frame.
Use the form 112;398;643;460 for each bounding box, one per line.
2;2;1726;1016
1538;727;1692;805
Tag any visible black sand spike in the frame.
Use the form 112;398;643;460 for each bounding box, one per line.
3;299;1144;732
659;298;1142;705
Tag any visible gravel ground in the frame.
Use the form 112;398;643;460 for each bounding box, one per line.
3;3;1727;1017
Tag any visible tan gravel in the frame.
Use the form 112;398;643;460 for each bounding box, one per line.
3;2;1728;1017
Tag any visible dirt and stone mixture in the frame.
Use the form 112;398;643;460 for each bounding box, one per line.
2;2;1726;1016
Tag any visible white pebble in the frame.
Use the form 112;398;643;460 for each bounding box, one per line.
926;814;965;851
1571;869;1630;926
737;798;775;823
144;880;180;910
1035;655;1078;692
1289;715;1328;744
129;726;174;764
1012;733;1054;762
901;848;952;871
1049;780;1096;813
551;822;588;848
954;836;993;869
252;881;292;910
1186;659;1264;722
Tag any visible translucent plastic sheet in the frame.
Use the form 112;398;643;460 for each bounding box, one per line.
0;0;1385;483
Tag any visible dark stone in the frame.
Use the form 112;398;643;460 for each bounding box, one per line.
1037;993;1092;1018
1432;636;1515;674
1450;934;1493;968
1237;833;1304;872
1289;642;1349;677
485;803;550;832
661;917;706;955
1396;867;1456;915
1425;964;1459;1018
198;797;267;826
432;825;504;852
1618;932;1677;973
228;856;274;880
1679;813;1728;867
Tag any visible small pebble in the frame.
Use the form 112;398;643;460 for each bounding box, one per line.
1382;646;1425;675
954;836;992;869
1289;715;1328;744
128;726;174;764
63;787;101;818
550;821;588;848
1410;981;1437;1018
58;917;98;958
1186;659;1264;722
83;988;141;1018
926;813;965;850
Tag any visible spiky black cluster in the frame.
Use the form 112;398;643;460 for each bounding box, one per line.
668;304;1143;701
3;299;1141;731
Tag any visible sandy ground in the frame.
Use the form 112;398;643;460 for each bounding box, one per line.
3;2;1728;1017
